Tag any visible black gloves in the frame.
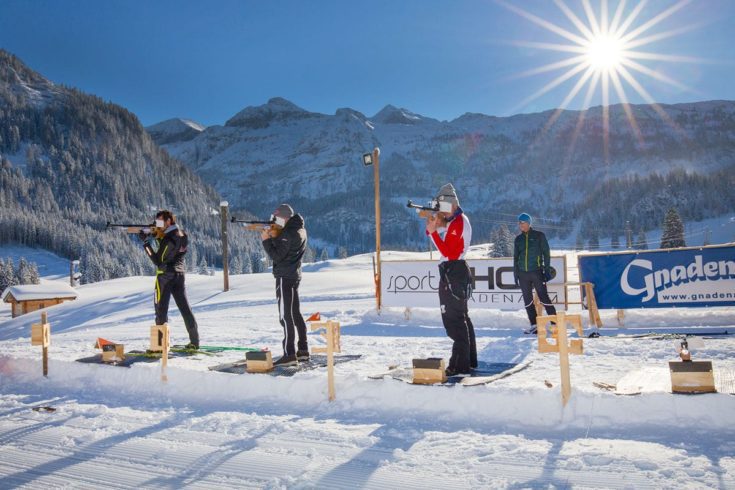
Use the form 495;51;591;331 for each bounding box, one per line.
543;268;552;282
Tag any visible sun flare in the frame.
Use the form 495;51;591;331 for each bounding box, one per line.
501;0;702;159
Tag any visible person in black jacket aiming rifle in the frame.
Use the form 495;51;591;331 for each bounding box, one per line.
260;204;309;366
141;210;200;349
513;213;556;335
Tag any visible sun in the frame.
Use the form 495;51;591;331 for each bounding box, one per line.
500;0;702;160
585;34;624;71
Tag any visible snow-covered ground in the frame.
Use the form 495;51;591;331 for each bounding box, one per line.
1;251;734;488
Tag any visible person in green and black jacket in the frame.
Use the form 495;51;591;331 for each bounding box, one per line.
141;210;199;349
513;212;556;334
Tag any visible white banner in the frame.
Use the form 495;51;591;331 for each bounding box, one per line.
381;258;567;310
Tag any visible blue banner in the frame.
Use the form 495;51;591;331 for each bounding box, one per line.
578;245;735;309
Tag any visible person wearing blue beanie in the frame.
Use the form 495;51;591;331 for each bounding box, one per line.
513;212;556;334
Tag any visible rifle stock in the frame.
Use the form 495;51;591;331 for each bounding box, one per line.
230;216;283;237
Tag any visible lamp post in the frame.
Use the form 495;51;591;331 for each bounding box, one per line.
220;201;229;292
362;148;381;310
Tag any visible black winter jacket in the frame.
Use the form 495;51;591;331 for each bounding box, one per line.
262;213;307;279
144;224;188;273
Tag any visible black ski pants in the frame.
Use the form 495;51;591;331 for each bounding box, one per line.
276;276;308;357
438;260;477;373
518;269;556;326
154;271;199;345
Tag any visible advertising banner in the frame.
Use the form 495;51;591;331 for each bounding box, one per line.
381;257;566;310
578;245;735;309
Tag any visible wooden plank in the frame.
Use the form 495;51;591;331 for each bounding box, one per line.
557;311;572;406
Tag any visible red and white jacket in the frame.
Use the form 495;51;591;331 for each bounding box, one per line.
427;210;472;262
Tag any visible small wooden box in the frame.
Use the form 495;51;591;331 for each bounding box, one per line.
149;324;169;352
31;323;50;347
669;361;716;394
412;358;447;384
101;344;125;362
246;350;273;373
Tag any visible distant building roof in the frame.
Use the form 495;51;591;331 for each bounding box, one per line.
1;284;78;303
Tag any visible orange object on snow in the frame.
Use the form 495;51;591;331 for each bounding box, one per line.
306;312;320;322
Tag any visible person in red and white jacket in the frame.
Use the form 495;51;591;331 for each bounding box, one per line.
425;183;477;376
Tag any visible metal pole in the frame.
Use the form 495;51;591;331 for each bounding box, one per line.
625;220;632;249
373;148;382;311
221;201;229;292
69;261;74;287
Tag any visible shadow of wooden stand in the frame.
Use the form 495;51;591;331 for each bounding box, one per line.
536;311;584;406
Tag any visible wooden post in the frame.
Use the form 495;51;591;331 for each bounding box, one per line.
221;201;230;292
31;312;51;376
326;321;336;401
310;320;340;401
556;311;572;406
373;147;382;311
161;324;169;382
69;261;74;287
617;309;625;326
41;312;49;377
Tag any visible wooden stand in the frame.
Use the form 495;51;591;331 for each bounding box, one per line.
246;351;274;373
149;324;170;382
412;358;447;384
150;324;169;353
669;361;716;393
102;344;125;362
536;311;584;406
311;320;341;401
31;312;51;377
583;283;603;329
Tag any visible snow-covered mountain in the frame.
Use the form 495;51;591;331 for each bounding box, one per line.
146;118;206;145
150;98;735;253
0;49;261;282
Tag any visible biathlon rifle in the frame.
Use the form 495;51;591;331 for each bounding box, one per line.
407;199;439;218
105;221;164;238
231;216;283;237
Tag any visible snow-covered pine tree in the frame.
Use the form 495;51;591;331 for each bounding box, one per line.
17;257;35;284
488;227;501;257
320;248;329;261
242;252;253;274
660;208;686;249
0;258;7;292
302;245;316;263
498;224;514;257
230;255;243;275
4;258;18;288
635;229;648;250
338;247;348;259
198;258;209;275
28;262;40;284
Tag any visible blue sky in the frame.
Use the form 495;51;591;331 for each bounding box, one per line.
1;0;733;126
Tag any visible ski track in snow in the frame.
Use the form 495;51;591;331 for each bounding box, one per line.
1;252;735;488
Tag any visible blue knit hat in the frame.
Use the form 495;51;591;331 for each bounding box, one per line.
517;213;532;224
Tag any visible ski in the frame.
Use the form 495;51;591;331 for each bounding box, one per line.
172;344;260;353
